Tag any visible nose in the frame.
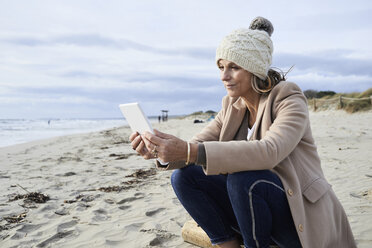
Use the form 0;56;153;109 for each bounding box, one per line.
220;69;231;82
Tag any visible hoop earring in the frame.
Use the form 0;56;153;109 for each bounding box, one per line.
251;75;261;94
260;76;272;93
267;76;272;89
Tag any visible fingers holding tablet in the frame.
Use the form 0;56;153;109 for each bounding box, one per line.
129;131;140;142
130;132;141;149
141;134;160;158
130;132;159;159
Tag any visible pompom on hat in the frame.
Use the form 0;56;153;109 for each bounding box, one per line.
216;17;274;80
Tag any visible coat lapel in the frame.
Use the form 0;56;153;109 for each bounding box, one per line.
220;94;268;142
250;94;268;140
220;97;247;141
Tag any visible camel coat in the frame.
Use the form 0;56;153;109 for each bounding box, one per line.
157;81;356;248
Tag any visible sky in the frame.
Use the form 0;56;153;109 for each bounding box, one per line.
1;0;372;119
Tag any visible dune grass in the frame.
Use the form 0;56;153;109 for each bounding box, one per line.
307;88;372;113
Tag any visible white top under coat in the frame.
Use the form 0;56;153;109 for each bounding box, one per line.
247;123;256;140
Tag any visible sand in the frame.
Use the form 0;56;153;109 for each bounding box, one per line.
0;111;371;248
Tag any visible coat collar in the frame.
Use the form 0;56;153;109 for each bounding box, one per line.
220;97;246;141
220;94;268;141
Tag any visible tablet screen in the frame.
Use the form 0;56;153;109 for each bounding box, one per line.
119;103;153;134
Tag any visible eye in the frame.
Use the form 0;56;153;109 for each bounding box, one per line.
218;66;224;71
231;65;241;70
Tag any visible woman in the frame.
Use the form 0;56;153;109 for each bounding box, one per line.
130;17;356;248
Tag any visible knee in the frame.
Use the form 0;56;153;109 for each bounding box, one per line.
171;165;200;190
226;170;273;195
170;169;183;189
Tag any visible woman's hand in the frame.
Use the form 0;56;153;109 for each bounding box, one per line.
129;131;155;160
142;129;188;162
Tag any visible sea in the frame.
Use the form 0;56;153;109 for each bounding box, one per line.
0;117;158;148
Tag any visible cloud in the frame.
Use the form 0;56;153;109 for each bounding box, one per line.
1;34;214;60
0;95;104;105
7;74;223;100
274;50;372;77
58;69;218;85
2;34;141;48
0;81;225;119
291;72;372;92
1;0;372;119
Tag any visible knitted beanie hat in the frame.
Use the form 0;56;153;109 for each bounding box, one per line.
216;17;274;80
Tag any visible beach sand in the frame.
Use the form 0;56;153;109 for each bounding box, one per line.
0;111;371;247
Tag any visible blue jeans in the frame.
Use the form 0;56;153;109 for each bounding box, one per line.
171;165;302;248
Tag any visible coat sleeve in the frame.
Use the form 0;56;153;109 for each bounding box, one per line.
203;83;309;175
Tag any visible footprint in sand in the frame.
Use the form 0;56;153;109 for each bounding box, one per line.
350;189;372;200
149;237;162;246
80;194;97;202
104;198;115;204
108;153;131;160
55;207;70;216
0;171;10;178
105;240;123;246
124;222;143;231
140;229;177;246
17;223;43;233
117;197;138;204
119;205;131;210
93;208;110;221
170;218;184;228
36;230;74;247
117;194;145;210
11;224;44;240
10;232;24;240
117;194;144;205
57;156;82;163
145;208;166;217
63;172;77;177
57;220;78;232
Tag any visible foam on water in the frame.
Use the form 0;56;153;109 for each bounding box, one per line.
0;118;141;148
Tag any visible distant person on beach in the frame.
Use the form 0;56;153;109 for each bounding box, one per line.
130;17;356;248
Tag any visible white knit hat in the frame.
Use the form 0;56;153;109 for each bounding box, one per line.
216;18;274;80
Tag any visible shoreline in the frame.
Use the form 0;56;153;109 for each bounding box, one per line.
0;111;371;247
1;109;370;149
0;116;189;149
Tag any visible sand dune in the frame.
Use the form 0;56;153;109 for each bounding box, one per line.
0;111;371;247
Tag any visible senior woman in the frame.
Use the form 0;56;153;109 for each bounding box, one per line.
130;17;356;248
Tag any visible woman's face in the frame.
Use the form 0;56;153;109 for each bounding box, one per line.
218;59;253;98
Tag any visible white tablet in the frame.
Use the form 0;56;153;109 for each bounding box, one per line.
119;103;153;134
